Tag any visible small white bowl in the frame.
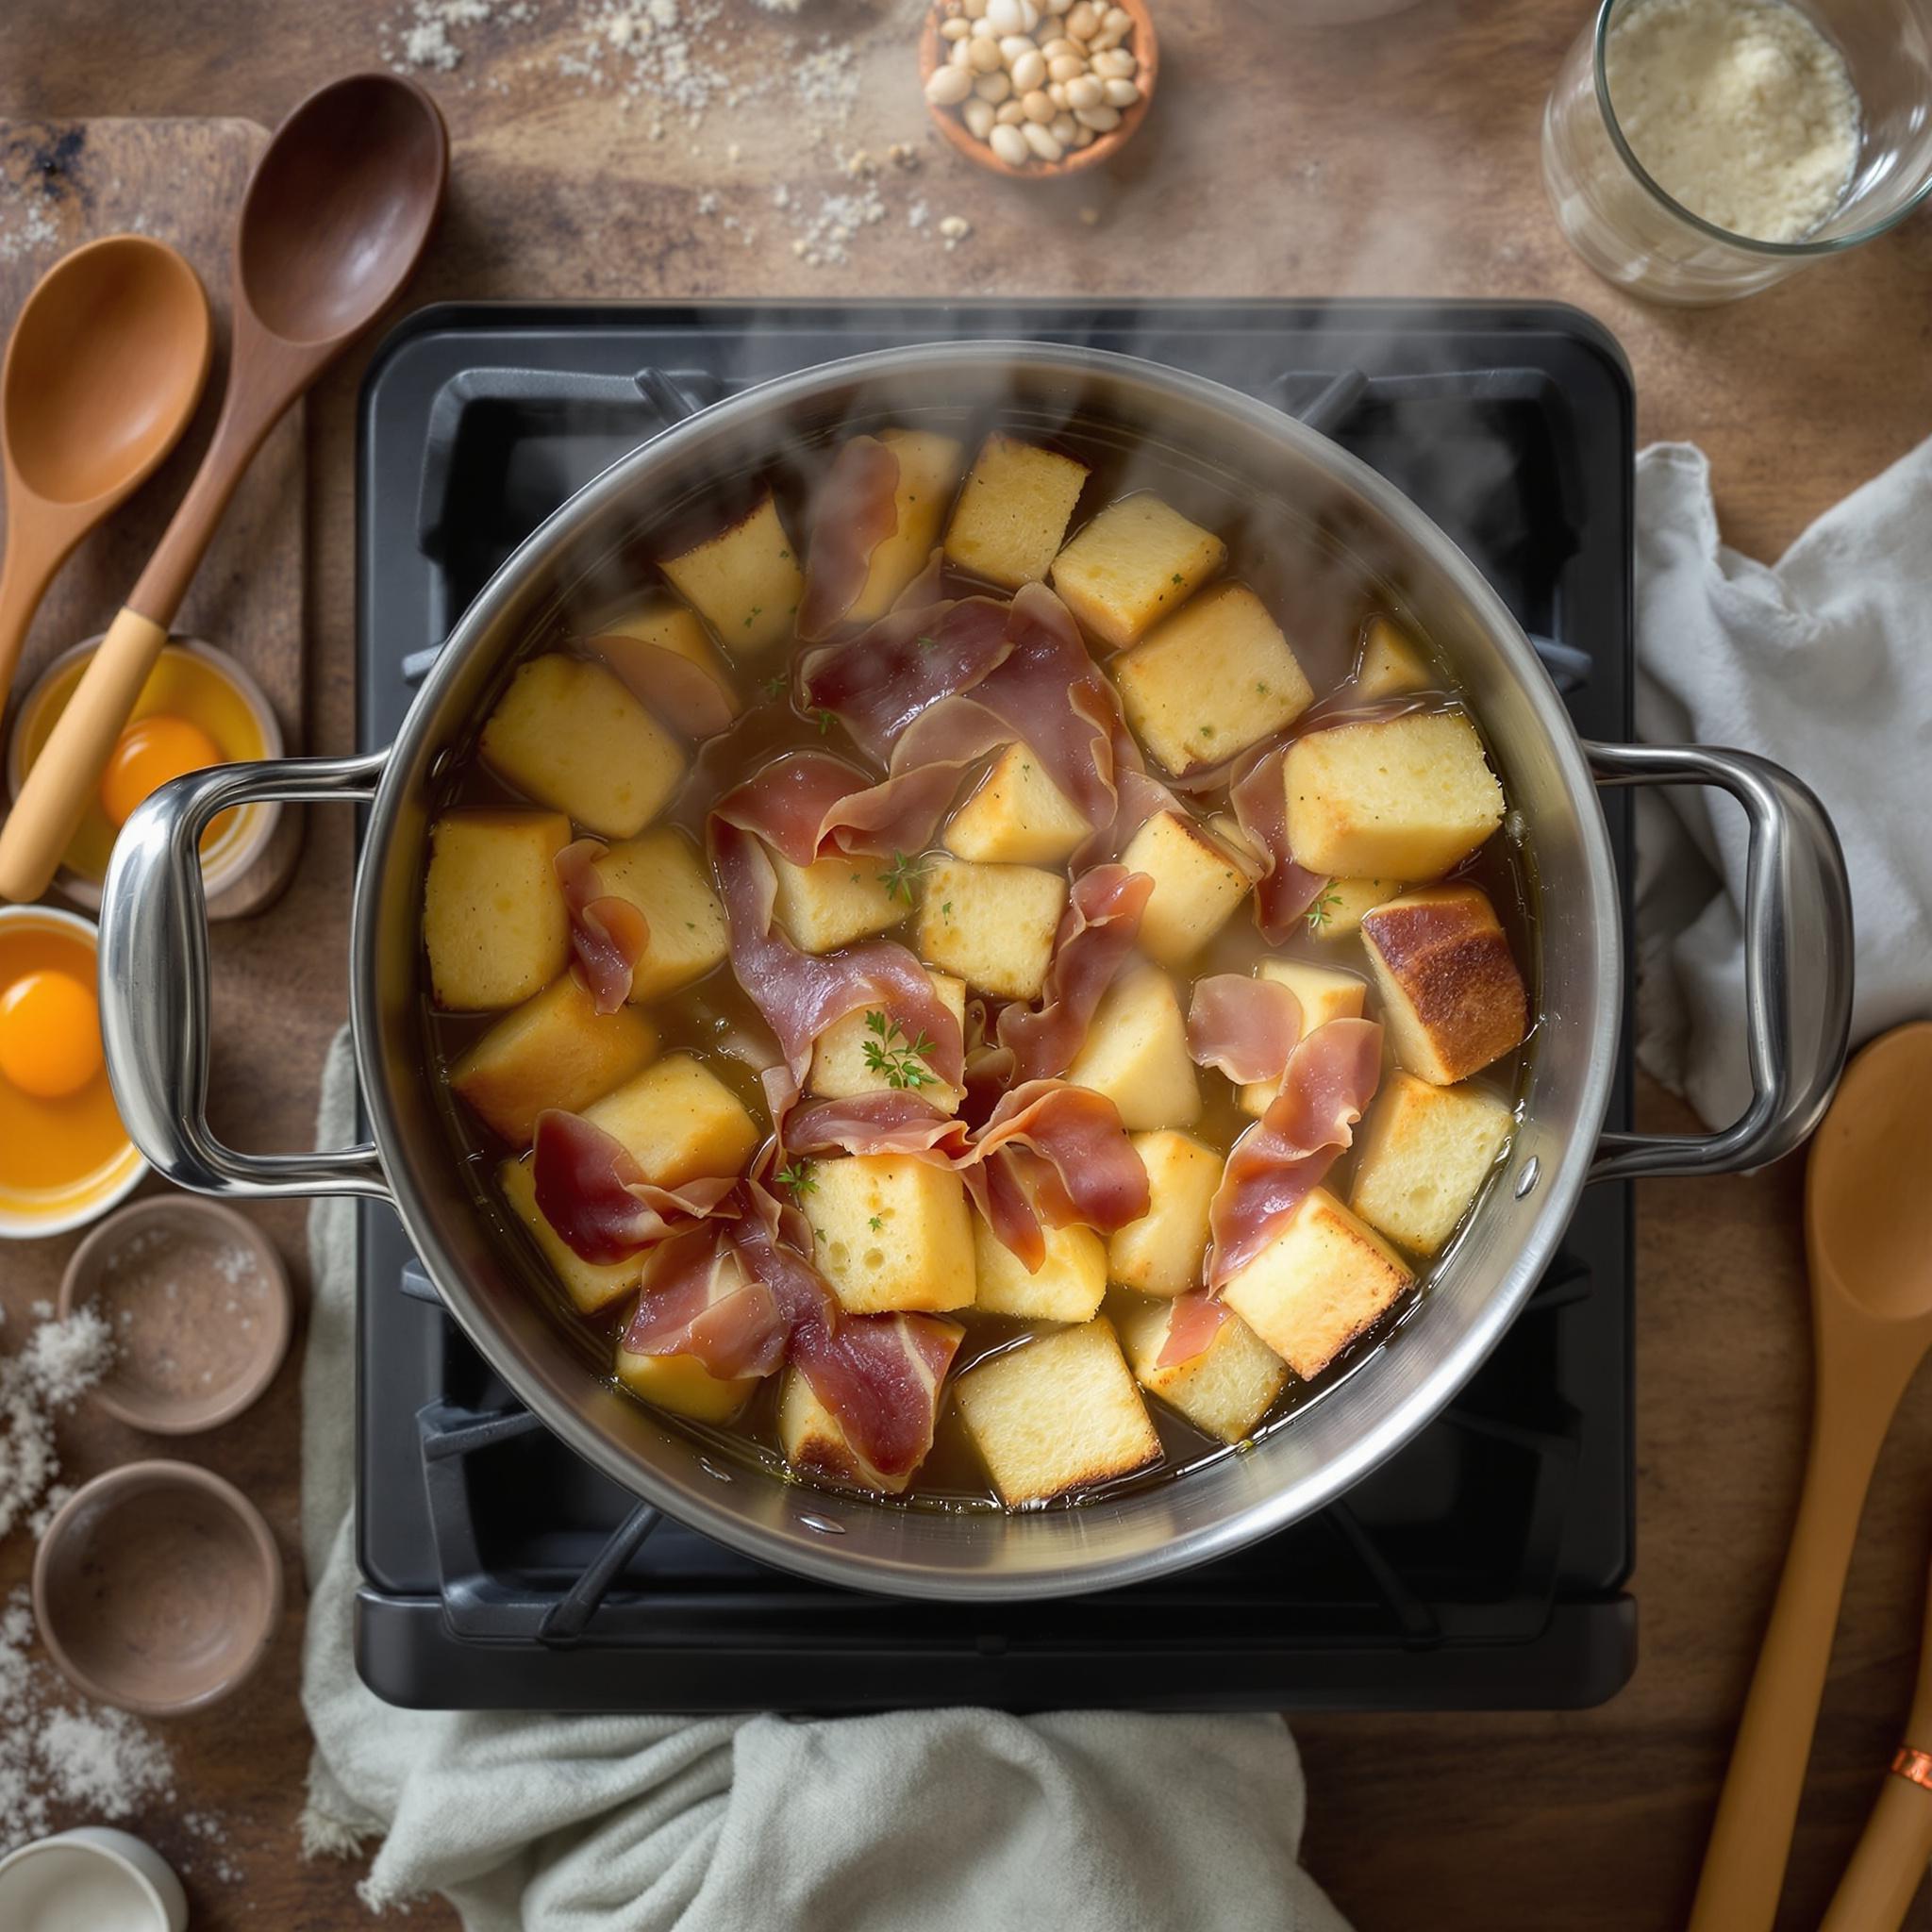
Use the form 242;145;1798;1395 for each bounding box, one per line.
0;1826;188;1932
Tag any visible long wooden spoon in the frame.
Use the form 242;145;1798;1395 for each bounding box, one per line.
0;73;446;904
0;236;211;715
1688;1021;1932;1932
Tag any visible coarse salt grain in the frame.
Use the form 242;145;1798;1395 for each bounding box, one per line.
0;1306;114;1544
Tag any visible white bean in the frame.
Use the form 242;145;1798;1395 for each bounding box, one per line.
1073;123;1095;145
1010;47;1046;90
962;0;989;13
1045;0;1073;11
1064;74;1104;108
940;14;971;38
1088;26;1123;51
1091;46;1136;75
995;97;1026;122
951;38;974;65
1021;0;1041;28
1041;37;1080;58
1102;75;1140;105
990;121;1030;165
925;62;974;104
1066;1;1099;39
986;0;1024;30
1022;121;1063;161
1047;79;1069;106
974;67;1012;99
1050;110;1078;141
968;34;1002;69
1047;53;1084;80
1102;6;1132;31
1074;101;1121;129
963;95;997;138
1020;87;1055;121
998;33;1033;60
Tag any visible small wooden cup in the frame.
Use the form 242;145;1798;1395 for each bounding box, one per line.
919;0;1158;179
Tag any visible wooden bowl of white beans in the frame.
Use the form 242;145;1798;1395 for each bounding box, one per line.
920;0;1158;178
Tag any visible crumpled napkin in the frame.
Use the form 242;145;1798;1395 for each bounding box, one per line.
1635;439;1932;1127
299;1032;1354;1930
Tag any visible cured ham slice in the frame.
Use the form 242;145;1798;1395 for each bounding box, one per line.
531;1109;739;1265
623;1227;787;1378
797;436;902;641
1185;974;1304;1088
1156;1291;1235;1371
795;1308;963;1478
1229;742;1330;941
996;865;1153;1083
1206;1017;1384;1290
555;839;650;1016
589;635;736;740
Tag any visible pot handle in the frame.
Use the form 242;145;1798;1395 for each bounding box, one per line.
97;749;393;1200
1584;740;1853;1182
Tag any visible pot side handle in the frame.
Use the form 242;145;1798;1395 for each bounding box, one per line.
1585;740;1853;1182
97;750;393;1200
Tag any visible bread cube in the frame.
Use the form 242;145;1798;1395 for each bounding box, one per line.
1050;494;1227;650
1113;584;1316;774
1106;1129;1220;1297
498;1154;641;1314
423;809;573;1010
807;1153;975;1314
1350;1070;1515;1257
944;742;1090;867
778;1324;960;1494
1236;960;1366;1116
974;1217;1108;1324
956;1318;1161;1505
1354;615;1433;698
1283;709;1505;882
943;433;1090;590
809;971;967;1112
1064;964;1200;1131
769;851;903;955
1360;886;1529;1086
593;600;740;717
1118;1299;1289;1445
617;1344;758;1424
582;1053;760;1187
480;654;687;839
659;491;804;656
1307;876;1405;941
590;827;730;1003
1118;809;1251;968
1221;1188;1414;1380
845;428;965;623
916;858;1068;1002
450;974;658;1146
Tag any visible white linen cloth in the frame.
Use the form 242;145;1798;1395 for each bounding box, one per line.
300;1033;1354;1930
1635;440;1932;1127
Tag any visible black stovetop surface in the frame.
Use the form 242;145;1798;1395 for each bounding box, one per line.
353;301;1636;1712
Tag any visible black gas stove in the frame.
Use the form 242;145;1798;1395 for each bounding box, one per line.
353;301;1636;1712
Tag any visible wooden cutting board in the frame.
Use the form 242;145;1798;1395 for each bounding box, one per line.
0;116;306;917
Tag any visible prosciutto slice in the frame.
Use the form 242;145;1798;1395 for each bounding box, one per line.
1186;974;1304;1088
590;635;737;740
1206;1017;1384;1290
531;1110;739;1265
1157;1291;1234;1371
554;839;649;1015
996;865;1153;1084
797;436;902;641
623;1226;787;1378
1228;743;1330;941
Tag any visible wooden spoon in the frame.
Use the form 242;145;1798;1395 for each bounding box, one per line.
0;74;447;905
0;236;211;718
1688;1021;1932;1932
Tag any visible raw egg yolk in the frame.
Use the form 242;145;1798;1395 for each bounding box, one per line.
99;714;223;827
0;969;102;1100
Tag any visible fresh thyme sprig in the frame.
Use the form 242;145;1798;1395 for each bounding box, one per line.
876;849;928;906
1306;884;1344;933
775;1160;817;1197
861;1010;938;1091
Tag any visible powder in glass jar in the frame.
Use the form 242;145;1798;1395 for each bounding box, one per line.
1606;0;1861;242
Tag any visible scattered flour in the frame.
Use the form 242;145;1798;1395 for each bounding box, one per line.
0;1305;115;1543
1606;0;1861;242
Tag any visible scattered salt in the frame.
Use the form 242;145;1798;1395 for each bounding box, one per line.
0;1306;114;1543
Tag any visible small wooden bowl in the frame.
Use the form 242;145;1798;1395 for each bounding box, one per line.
919;0;1158;179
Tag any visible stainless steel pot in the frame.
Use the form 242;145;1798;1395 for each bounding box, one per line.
96;342;1853;1599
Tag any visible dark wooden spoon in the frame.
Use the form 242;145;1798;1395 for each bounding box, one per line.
0;72;447;903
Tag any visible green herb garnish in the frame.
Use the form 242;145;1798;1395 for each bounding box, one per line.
760;671;789;698
816;708;837;736
861;1010;939;1091
776;1160;817;1197
1307;884;1343;933
916;633;938;651
876;850;927;905
868;1214;884;1232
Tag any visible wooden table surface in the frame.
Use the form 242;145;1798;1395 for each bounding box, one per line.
4;0;1930;1925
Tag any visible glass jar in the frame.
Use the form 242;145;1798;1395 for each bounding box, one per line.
1542;0;1932;304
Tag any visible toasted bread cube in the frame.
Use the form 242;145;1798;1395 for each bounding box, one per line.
1222;1188;1413;1380
1064;964;1200;1131
1360;886;1529;1086
592;601;740;718
944;742;1090;866
1309;876;1405;941
582;1053;760;1187
1354;615;1433;698
1350;1070;1514;1257
589;827;730;1003
659;491;804;656
777;1322;960;1494
917;858;1067;1002
1118;809;1251;968
769;851;903;955
1050;494;1227;650
1283;709;1504;882
955;1318;1161;1506
1236;960;1367;1116
617;1346;758;1424
844;428;966;622
807;1153;975;1314
943;433;1091;590
1118;1299;1289;1445
481;654;686;839
1106;1129;1219;1296
809;971;967;1112
1114;584;1316;774
499;1154;641;1314
451;974;658;1146
974;1218;1108;1324
424;809;573;1010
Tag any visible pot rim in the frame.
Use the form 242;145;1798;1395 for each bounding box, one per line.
348;340;1621;1599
